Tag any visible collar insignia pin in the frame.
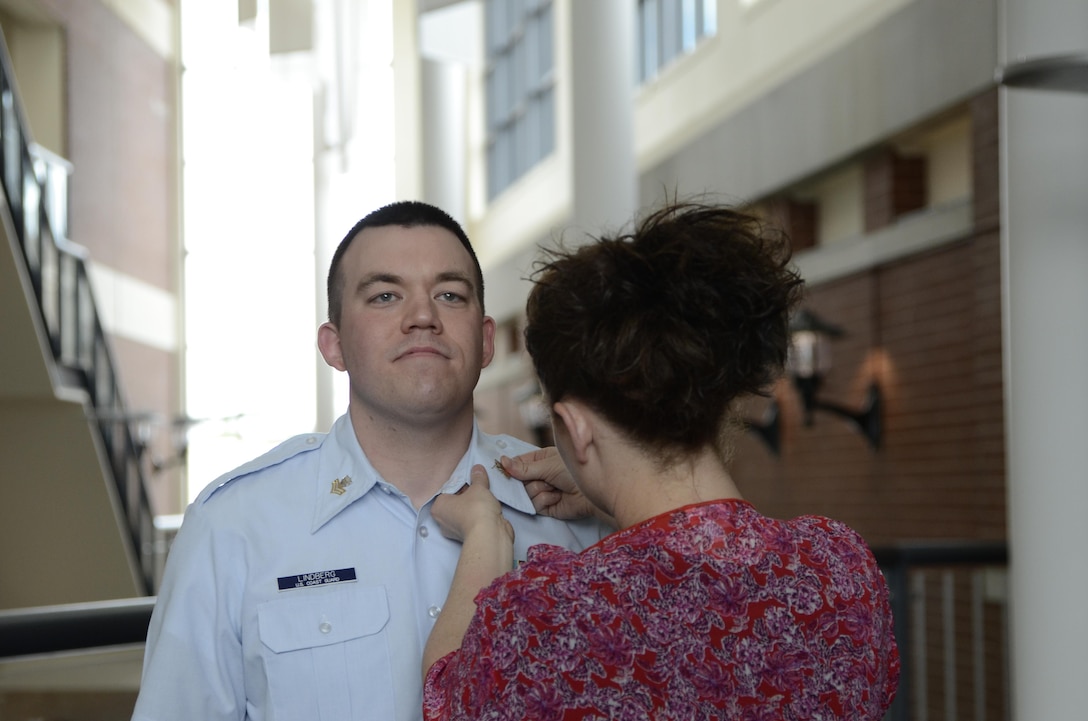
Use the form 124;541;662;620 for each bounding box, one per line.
330;476;352;496
492;459;511;479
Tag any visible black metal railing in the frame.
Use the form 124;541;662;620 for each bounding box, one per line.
0;538;1012;721
876;540;1009;721
0;32;156;595
0;597;156;658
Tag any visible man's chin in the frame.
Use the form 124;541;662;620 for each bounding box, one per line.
399;389;471;420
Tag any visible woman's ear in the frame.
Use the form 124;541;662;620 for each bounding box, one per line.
552;400;594;465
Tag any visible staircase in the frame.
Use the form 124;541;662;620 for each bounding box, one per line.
0;29;155;611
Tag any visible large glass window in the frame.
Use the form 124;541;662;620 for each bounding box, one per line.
485;0;555;200
638;0;717;83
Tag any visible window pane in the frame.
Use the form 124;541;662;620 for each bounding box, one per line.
513;26;527;101
637;0;715;85
539;2;553;80
641;0;659;82
494;130;510;196
513;113;529;178
487;139;501;199
703;0;717;36
661;0;681;67
494;60;509;122
505;0;520;39
485;0;555;199
540;86;555;157
485;70;499;131
486;0;502;54
524;12;540;85
681;0;697;51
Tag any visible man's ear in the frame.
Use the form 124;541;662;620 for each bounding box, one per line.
552;400;594;465
480;315;497;369
317;322;346;371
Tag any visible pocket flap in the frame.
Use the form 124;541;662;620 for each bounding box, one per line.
258;584;389;653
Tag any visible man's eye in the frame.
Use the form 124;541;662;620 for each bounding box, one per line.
437;291;466;303
370;292;398;303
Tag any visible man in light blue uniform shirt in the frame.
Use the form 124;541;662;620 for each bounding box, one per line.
132;201;603;721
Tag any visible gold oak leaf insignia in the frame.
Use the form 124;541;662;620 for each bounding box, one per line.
492;459;511;479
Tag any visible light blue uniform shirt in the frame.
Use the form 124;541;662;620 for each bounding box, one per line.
132;414;603;721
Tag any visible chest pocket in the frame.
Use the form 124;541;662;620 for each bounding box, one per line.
258;584;394;720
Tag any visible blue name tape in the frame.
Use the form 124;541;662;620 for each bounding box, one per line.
277;567;357;591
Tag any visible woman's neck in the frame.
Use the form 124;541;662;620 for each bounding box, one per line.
599;444;742;529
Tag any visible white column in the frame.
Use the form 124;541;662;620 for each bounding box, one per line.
567;0;637;236
1000;1;1088;718
392;0;424;200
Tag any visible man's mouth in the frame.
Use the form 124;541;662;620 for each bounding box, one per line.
398;345;448;360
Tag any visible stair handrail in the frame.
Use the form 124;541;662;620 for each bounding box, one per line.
0;30;156;595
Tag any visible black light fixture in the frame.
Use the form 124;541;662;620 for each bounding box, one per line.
745;400;781;456
515;381;555;449
786;308;882;449
996;53;1088;94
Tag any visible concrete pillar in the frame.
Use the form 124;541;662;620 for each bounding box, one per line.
421;58;467;222
999;1;1088;717
567;0;637;237
392;0;424;200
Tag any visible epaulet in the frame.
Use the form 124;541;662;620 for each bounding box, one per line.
477;432;536;460
194;432;328;505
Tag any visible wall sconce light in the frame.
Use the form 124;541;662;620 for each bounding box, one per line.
786;308;883;449
515;381;555;449
745;400;781;456
996;53;1088;94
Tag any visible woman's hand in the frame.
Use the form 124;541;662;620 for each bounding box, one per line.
502;447;611;525
432;465;514;545
423;465;515;677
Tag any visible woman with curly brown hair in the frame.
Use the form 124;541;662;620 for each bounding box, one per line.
420;201;900;720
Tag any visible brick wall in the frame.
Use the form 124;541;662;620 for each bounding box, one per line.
481;89;1007;549
765;197;817;252
733;89;1005;546
34;0;183;514
864;147;927;233
43;0;177;289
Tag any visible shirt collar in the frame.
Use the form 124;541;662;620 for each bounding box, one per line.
310;414;380;532
310;415;538;533
439;425;538;515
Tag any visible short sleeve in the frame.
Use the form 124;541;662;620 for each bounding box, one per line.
131;503;247;721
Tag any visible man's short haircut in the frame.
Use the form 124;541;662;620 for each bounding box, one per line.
327;200;485;325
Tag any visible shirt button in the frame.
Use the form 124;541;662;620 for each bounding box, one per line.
496;440;507;449
306;436;317;445
418;525;429;538
319;621;332;634
428;605;441;619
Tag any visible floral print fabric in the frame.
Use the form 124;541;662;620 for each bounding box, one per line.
424;499;899;720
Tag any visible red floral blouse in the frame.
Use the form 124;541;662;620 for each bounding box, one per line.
424;500;899;720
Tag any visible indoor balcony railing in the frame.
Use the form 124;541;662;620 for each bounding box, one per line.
0;32;156;595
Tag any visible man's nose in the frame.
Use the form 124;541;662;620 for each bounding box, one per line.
402;294;441;332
